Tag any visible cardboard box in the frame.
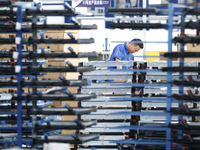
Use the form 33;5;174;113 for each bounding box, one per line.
26;44;58;51
26;30;79;52
48;101;61;107
61;101;78;107
0;88;8;93
57;44;88;52
0;45;16;50
66;58;88;66
66;72;80;80
61;130;76;135
177;34;200;61
37;59;67;80
177;44;200;61
45;59;67;67
67;87;78;94
61;115;77;121
37;72;67;80
0;34;26;39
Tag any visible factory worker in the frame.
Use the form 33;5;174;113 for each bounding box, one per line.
108;39;143;69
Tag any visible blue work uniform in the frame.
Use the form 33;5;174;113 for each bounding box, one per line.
108;43;134;69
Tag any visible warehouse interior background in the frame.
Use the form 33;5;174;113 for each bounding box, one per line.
41;0;198;61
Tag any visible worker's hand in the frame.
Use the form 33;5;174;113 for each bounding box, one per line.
115;58;122;69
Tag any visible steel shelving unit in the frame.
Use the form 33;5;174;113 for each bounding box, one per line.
0;0;99;149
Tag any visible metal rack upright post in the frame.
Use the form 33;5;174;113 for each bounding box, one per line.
16;5;23;147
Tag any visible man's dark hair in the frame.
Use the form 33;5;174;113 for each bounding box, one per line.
130;39;144;49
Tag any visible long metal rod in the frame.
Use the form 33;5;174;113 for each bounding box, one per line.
166;3;173;150
16;6;23;148
104;16;200;21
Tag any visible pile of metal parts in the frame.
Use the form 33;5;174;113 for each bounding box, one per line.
0;0;99;149
79;60;200;150
79;3;200;150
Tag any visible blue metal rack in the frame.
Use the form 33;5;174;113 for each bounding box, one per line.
0;1;99;149
166;3;174;150
103;1;194;150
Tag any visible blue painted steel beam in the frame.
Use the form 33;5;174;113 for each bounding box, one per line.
147;0;149;7
110;139;166;145
0;127;32;130
110;125;167;131
0;112;25;115
0;140;32;145
64;1;72;23
16;6;23;148
166;3;174;150
139;0;143;7
126;0;131;7
105;0;116;28
110;111;169;116
170;0;179;3
105;38;108;51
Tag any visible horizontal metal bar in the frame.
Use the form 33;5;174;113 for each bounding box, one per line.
81;88;131;93
88;96;131;101
80;140;117;146
104;16;200;21
110;69;162;73
90;109;131;115
144;61;198;68
142;102;194;108
146;74;198;80
83;70;133;75
110;83;169;87
81;101;131;106
173;4;188;8
109;97;168;101
144;87;196;94
147;72;198;75
140;116;192;121
82;61;198;68
82;61;133;67
81;115;131;120
80;127;129;133
110;125;167;131
82;75;132;80
110;139;166;145
0;126;32;130
92;123;130;128
110;111;169;116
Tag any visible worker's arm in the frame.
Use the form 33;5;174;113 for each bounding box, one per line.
115;58;122;69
